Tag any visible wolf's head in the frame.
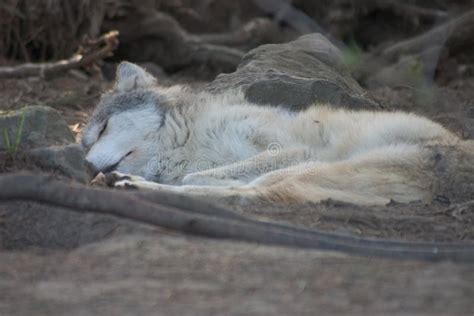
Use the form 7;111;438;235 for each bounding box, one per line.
82;62;167;177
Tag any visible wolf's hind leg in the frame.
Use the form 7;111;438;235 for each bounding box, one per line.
248;145;434;205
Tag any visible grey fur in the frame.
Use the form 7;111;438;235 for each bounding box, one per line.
82;90;166;149
83;62;474;207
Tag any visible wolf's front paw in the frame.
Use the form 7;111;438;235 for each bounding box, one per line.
105;171;146;189
105;171;166;191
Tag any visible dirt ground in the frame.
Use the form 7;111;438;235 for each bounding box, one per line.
1;60;474;314
1;235;473;316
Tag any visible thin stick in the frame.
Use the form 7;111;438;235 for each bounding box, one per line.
0;31;119;79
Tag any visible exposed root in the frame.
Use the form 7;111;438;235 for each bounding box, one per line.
371;0;448;23
104;10;245;72
380;10;474;62
198;17;284;49
1;173;474;262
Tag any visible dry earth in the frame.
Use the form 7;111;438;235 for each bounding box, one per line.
1;235;473;316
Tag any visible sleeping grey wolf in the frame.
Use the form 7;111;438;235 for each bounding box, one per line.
82;62;474;206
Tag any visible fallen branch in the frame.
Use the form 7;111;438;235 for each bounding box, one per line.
0;30;119;79
1;173;474;262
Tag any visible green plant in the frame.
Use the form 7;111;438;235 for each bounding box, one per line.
342;40;364;71
2;108;26;160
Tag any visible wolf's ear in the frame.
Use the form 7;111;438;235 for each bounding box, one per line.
114;62;156;92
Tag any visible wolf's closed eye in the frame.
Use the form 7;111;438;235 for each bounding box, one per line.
98;121;108;138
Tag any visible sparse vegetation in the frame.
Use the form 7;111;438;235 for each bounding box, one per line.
2;107;25;161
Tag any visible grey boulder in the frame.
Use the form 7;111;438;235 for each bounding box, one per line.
207;33;381;110
29;144;90;183
0;105;89;182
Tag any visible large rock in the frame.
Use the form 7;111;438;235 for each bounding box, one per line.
207;33;381;110
0;106;74;150
0;106;89;182
28;144;90;183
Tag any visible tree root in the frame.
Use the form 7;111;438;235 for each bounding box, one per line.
198;17;283;49
371;0;448;23
0;31;119;79
1;173;474;262
104;10;244;72
380;10;474;62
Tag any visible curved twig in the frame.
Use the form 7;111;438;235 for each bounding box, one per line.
1;173;474;262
